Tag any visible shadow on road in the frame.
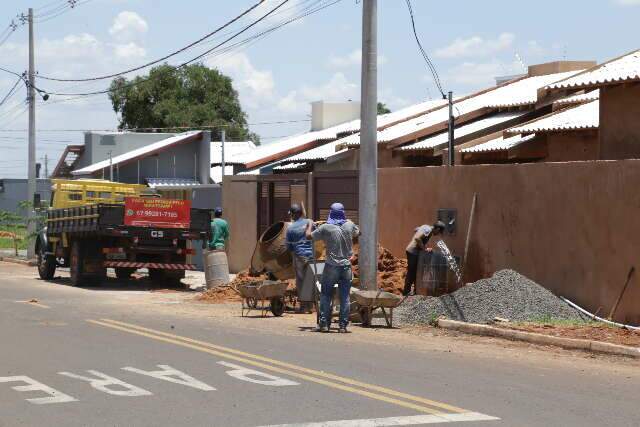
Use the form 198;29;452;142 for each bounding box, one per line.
41;273;197;293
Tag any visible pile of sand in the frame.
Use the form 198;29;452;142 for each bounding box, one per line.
351;244;407;295
197;270;296;304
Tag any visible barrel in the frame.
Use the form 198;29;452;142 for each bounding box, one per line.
204;249;230;289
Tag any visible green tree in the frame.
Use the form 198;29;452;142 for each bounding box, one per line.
377;102;391;114
109;64;259;143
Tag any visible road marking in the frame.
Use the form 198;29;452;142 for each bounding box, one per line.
87;318;492;419
218;361;300;387
257;412;500;427
122;364;216;391
15;300;50;309
58;370;153;397
96;318;468;412
0;376;77;405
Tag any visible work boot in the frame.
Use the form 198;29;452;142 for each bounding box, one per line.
314;325;328;333
338;327;348;333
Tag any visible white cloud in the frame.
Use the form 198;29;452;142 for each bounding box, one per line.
208;53;275;109
328;49;387;69
114;42;146;59
435;33;515;59
109;11;148;42
443;60;524;87
277;72;359;113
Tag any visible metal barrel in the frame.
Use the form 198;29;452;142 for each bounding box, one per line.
204;249;230;289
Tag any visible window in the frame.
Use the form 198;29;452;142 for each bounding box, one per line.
68;192;82;201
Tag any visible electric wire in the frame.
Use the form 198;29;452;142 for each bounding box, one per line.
404;0;445;97
0;76;23;107
36;0;265;82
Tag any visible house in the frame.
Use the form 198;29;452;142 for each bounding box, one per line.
542;49;640;159
0;178;52;214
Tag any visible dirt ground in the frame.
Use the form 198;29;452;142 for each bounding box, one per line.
500;322;640;347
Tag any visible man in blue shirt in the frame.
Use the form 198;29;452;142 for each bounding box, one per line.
286;204;314;311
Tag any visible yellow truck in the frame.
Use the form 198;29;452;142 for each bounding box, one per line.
36;179;211;287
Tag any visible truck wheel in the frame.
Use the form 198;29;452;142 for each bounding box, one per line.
37;240;56;280
115;267;136;280
69;240;85;287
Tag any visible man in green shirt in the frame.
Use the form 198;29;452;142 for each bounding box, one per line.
208;207;229;250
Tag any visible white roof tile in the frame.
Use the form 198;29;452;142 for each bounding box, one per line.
461;134;536;153
146;178;201;188
273;162;308;171
72;131;202;175
509;100;599;134
344;70;583;147
546;50;640;90
554;90;600;106
400;111;528;151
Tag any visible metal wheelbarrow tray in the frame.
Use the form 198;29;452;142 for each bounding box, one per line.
351;289;404;328
238;280;289;317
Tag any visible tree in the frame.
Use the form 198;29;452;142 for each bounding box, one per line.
109;64;259;143
377;102;391;114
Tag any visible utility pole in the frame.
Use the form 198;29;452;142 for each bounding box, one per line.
447;91;455;166
359;0;378;291
26;8;36;259
221;129;226;181
108;150;113;181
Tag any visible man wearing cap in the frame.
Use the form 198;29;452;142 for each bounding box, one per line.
306;202;359;333
208;207;230;251
403;220;446;296
285;204;314;312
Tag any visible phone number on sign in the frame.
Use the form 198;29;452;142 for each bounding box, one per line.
135;210;179;218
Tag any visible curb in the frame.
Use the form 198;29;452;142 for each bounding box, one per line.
437;319;640;359
0;256;37;267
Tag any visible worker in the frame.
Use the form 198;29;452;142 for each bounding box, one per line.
403;220;446;296
208;207;230;251
306;202;359;333
285;204;314;313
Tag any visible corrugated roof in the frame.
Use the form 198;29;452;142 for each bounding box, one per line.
146;178;201;188
281;140;345;162
210;140;257;165
344;70;583;147
210;166;235;184
546;49;640;90
239;120;358;167
72;131;202;175
273;162;308;171
399;111;528;151
554;90;600;106
461;134;536;153
509;100;599;134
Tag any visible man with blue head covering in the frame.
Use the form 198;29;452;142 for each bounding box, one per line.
306;202;359;333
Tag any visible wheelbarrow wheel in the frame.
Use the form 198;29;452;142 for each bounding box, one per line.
270;297;285;317
359;307;372;327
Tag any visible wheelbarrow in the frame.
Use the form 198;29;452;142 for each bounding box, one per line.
351;289;404;328
238;280;289;317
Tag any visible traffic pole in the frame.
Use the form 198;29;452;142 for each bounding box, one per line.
359;0;378;291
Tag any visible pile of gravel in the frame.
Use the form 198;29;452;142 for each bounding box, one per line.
397;269;585;325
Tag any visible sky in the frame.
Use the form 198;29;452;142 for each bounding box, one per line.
0;0;638;178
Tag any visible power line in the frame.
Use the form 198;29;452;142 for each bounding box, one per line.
36;0;265;82
0;75;24;107
33;0;292;97
404;0;445;97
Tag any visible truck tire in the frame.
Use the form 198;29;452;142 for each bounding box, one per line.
115;267;136;280
69;240;85;287
36;239;56;280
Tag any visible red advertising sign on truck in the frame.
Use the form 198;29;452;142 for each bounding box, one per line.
124;197;192;229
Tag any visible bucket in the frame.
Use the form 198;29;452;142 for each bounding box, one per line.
415;251;448;296
204;249;230;289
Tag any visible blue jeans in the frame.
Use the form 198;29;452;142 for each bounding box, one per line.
319;264;352;328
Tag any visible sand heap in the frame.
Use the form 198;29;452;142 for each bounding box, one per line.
197;270;296;304
351;244;407;295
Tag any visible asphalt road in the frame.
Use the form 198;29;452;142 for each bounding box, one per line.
0;261;638;427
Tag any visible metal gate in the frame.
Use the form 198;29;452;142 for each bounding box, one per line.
313;171;359;224
257;175;308;238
